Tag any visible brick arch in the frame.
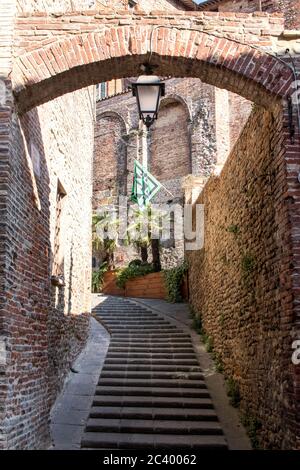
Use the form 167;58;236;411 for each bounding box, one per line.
96;110;129;134
160;94;192;122
13;25;293;113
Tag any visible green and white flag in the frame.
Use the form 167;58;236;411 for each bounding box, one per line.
131;160;162;208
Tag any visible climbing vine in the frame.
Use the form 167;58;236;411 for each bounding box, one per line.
164;261;188;303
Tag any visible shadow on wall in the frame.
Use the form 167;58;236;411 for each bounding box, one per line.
1;107;89;449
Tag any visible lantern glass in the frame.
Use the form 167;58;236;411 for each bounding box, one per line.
132;75;165;128
137;76;160;120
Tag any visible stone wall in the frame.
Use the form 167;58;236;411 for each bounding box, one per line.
200;0;300;28
93;77;251;269
187;105;297;449
17;0;96;13
150;99;191;181
93;111;127;207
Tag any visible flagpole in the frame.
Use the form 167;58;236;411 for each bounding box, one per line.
142;123;149;171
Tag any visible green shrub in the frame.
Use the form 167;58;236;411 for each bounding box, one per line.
116;263;154;289
241;253;256;274
212;351;224;373
91;262;108;293
205;335;214;353
192;315;203;335
128;259;142;267
227;224;240;235
241;413;262;449
190;306;224;371
164;261;188;303
226;377;241;408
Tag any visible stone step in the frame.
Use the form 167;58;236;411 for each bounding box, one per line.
105;355;198;367
101;316;170;325
102;362;201;372
94;308;153;313
92;395;214;409
111;334;190;340
103;324;172;328
104;358;199;366
100;320;162;324
109;341;191;347
95;386;210;398
108;347;194;353
89;406;219;421
101;372;203;380
81;432;227;449
108;326;178;331
86;418;223;435
99;315;163;323
109;341;192;347
83;298;226;451
98;378;206;388
106;352;196;359
96;312;157;317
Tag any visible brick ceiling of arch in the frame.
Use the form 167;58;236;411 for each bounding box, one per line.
12;10;297;113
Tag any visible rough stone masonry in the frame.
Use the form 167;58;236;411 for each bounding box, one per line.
0;0;299;450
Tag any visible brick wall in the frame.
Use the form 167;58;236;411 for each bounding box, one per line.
2;0;299;451
93;112;127;208
12;11;292;113
94;77;250;196
201;0;300;28
93;77;251;269
187;104;298;449
1;7;95;449
150;99;191;180
0;87;94;449
0;0;17;452
17;0;97;13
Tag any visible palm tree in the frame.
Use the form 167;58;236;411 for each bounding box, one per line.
151;238;161;272
92;213;118;270
126;206;151;263
93;204;165;271
127;205;163;271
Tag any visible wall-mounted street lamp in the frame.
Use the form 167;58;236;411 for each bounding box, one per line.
131;74;165;129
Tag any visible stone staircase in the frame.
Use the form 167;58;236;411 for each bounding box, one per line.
81;297;227;450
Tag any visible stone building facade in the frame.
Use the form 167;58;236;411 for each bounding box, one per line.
198;0;300;28
93;77;251;269
0;0;299;452
0;0;95;450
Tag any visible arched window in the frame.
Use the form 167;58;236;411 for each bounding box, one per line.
150;99;190;182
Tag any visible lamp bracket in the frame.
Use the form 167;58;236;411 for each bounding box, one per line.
287;96;295;144
140;63;157;75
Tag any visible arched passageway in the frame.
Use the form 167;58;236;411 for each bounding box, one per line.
12;14;295;111
1;4;300;451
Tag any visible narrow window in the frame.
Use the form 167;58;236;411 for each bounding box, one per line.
161;211;175;249
100;82;107;100
53;180;66;277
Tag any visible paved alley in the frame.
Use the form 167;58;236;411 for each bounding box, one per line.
81;296;228;450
